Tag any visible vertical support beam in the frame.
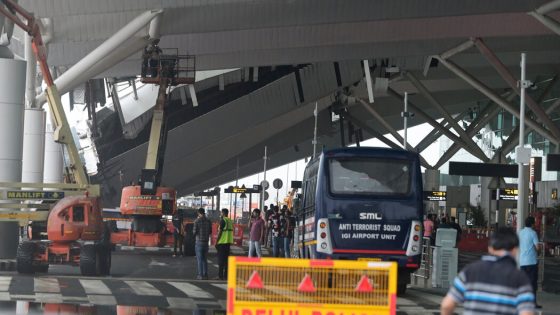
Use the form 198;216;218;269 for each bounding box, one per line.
434;56;559;145
473;38;560;141
363;60;374;103
0;58;25;259
24;33;36;109
22;109;46;183
189;84;198;107
219;74;225;91
517;53;529;233
43;112;64;184
253;67;259;82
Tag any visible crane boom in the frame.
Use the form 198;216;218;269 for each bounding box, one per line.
0;0;88;185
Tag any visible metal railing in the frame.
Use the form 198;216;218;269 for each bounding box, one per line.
411;237;433;287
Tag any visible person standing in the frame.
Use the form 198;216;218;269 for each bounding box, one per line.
423;213;434;238
284;209;295;258
449;216;463;245
248;208;265;257
193;208;212;280
172;212;183;257
519;216;541;309
441;227;535;315
215;209;233;280
268;206;283;257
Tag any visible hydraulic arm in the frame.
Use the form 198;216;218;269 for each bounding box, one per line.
0;0;88;185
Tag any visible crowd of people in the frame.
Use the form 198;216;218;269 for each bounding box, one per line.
423;213;462;245
248;204;296;258
186;203;296;281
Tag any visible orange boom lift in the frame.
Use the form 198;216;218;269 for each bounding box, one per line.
113;45;195;247
0;0;110;276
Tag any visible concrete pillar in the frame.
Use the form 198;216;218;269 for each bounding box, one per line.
43;119;64;184
0;58;26;258
480;177;492;226
22;109;46;183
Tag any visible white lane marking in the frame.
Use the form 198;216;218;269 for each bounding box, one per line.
211;283;228;290
79;280;111;295
169;282;212;298
0;292;9;301
34;278;59;293
34;293;63;303
88;294;117;305
125;280;163;296
0;277;11;291
167;297;196;309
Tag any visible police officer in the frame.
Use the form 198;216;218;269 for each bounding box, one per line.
216;208;234;280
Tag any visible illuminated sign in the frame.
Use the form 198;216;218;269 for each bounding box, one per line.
423;191;446;201
6;191;64;200
493;188;518;201
225;186;260;194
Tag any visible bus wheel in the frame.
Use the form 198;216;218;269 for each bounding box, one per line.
397;281;407;295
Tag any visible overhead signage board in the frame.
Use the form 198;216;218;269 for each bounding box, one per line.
449;162;518;178
492;188;518;201
423;191;447;201
225;186;260;194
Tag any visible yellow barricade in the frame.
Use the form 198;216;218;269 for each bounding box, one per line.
227;257;397;315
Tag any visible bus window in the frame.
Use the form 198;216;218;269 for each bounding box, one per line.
328;158;411;195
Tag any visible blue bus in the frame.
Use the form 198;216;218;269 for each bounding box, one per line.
294;147;424;294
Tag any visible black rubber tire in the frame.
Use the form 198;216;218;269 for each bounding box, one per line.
397;281;408;296
34;264;49;273
80;244;99;276
98;246;111;276
16;242;36;274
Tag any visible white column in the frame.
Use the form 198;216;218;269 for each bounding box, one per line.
22;109;46;183
43;119;64;184
0;58;26;258
0;58;26;183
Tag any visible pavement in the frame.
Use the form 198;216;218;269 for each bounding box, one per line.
0;246;557;314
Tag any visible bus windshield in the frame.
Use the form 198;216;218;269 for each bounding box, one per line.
328;157;411;196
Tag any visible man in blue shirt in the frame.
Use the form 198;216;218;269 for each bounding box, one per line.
519;216;541;308
441;227;535;315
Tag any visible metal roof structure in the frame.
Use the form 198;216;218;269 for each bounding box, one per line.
3;1;560;204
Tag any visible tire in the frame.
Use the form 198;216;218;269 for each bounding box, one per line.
34;264;49;273
80;244;99;276
98;246;111;276
16;242;36;274
397;281;408;295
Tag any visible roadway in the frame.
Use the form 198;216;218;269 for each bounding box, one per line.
0;247;461;315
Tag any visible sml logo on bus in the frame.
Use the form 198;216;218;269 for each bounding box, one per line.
359;212;382;220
